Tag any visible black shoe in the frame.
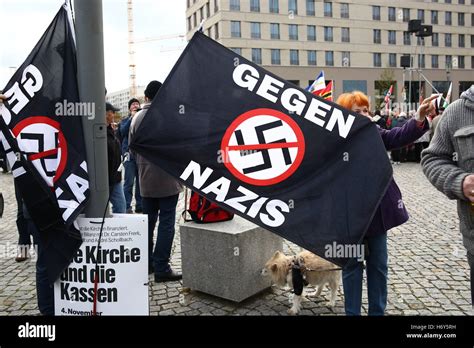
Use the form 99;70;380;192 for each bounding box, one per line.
148;265;154;275
135;208;143;214
154;270;182;283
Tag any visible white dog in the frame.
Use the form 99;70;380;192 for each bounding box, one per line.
262;250;341;315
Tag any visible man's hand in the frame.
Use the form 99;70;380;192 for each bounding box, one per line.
417;94;439;121
462;174;474;202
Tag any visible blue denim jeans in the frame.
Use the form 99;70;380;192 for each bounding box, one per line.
123;159;142;211
142;195;179;274
342;233;388;316
24;205;54;315
109;182;126;214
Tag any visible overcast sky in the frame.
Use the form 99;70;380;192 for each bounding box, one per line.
0;0;186;93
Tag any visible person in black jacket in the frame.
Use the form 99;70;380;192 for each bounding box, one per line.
106;102;126;213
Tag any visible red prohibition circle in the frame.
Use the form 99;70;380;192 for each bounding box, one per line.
221;108;305;186
12;116;68;185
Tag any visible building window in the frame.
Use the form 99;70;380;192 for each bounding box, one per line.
432;33;439;46
200;6;204;21
445;0;451;3
445;11;452;25
308;50;317;65
431;10;438;24
343;80;367;94
324;1;332;17
459;34;465;47
289;0;298;15
471;35;474;47
372;6;381;20
215;23;219;39
306;0;315;15
373;29;381;44
459;0;465;4
341;27;350;42
230;48;242;55
289;24;298;40
250;0;260;12
252;48;262;64
472;13;474;26
374;53;382;67
459;56;465;69
472;56;474;69
403;31;411;45
251;22;261;39
342;51;350;67
269;0;279;13
445;33;452;47
271;49;281;65
270;23;280;39
446;55;452;69
231;21;241;38
403;8;410;22
388;7;396;21
214;0;219;12
418;9;425;23
341;3;349;18
206;2;210;17
325;51;334;66
388;30;396;44
389;53;397;67
193;13;197;27
307;25;316;41
187;0;190;8
458;12;465;26
418;54;425;68
187;17;191;31
290;50;299;65
324;26;333;42
230;0;240;11
432;55;439;68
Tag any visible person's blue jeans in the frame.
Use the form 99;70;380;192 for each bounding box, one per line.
109;182;126;214
142;194;179;274
24;205;54;315
123;159;142;212
342;233;388;316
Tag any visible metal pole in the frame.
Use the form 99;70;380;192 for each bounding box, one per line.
74;0;108;217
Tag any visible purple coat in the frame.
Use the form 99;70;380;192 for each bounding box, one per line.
366;118;429;237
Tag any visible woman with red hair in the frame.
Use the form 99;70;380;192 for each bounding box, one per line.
336;90;437;315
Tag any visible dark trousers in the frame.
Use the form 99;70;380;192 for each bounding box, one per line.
14;180;31;246
468;251;474;308
142;194;179;274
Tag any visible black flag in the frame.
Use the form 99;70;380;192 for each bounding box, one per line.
130;32;392;266
0;5;89;282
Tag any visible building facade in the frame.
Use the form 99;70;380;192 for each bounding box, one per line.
186;0;474;109
106;86;146;117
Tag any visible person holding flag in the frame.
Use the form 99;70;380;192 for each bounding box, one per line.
336;91;434;316
306;70;326;94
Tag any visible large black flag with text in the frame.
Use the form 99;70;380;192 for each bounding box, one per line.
130;32;392;266
0;5;89;282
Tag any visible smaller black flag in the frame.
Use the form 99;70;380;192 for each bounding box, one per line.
0;5;89;283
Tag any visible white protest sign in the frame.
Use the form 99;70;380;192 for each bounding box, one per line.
54;214;148;315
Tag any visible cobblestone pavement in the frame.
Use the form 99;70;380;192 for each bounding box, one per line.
0;162;472;316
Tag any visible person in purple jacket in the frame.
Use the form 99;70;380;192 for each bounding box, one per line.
336;91;437;315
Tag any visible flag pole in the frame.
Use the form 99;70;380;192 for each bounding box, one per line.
73;0;109;217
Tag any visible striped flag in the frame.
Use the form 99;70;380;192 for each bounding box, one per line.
306;71;326;94
443;82;452;108
314;80;333;101
383;84;393;113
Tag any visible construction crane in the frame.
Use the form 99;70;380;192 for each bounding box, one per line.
127;0;137;97
127;1;185;96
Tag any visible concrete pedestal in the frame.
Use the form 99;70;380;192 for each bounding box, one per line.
180;215;283;302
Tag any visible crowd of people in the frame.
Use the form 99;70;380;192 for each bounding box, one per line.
0;82;472;317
